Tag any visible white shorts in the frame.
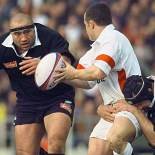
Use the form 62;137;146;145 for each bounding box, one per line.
90;111;142;140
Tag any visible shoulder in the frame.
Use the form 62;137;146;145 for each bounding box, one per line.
112;29;129;43
35;23;66;42
79;49;92;62
0;32;10;44
35;23;60;36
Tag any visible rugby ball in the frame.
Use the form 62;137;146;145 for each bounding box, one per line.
35;52;65;90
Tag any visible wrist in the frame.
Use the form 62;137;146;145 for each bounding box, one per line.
130;106;139;114
73;69;78;79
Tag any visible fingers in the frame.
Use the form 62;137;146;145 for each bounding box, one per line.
21;66;36;75
99;112;115;122
19;63;32;70
104;114;115;123
108;106;117;113
55;68;65;73
19;57;40;75
97;104;116;122
54;74;66;84
23;56;32;59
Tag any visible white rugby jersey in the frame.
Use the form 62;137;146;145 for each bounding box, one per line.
77;24;141;105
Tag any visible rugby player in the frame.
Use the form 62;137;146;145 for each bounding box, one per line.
0;13;75;155
55;2;142;155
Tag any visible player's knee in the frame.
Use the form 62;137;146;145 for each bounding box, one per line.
88;146;100;155
107;134;124;153
88;141;112;155
48;137;65;153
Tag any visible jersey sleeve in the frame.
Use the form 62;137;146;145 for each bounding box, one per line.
76;56;96;88
93;41;120;76
0;47;5;70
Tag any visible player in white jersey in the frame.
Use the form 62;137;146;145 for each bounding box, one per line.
55;2;141;155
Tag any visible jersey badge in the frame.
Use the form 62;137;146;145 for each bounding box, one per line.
97;79;105;84
3;61;17;68
60;100;72;113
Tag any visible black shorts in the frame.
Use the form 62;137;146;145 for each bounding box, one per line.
14;99;75;125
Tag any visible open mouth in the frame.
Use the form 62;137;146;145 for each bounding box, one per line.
21;43;29;48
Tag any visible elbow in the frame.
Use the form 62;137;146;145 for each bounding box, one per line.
93;69;106;80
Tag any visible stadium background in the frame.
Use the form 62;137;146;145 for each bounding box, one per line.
0;0;154;154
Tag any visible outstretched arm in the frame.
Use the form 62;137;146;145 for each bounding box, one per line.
55;61;106;82
64;79;91;89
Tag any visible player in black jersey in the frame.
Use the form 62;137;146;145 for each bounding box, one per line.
115;75;155;149
0;13;75;155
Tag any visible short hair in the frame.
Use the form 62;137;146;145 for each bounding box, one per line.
85;2;112;26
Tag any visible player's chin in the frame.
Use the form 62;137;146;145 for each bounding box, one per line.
20;45;30;51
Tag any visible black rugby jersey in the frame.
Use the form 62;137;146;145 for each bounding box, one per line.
0;23;75;104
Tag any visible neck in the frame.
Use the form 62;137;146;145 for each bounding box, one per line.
96;26;105;38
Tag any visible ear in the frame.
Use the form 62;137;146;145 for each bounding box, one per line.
89;20;96;29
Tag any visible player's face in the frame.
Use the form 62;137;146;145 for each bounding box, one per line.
84;13;95;41
10;23;35;52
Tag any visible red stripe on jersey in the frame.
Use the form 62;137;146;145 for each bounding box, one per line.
117;69;126;91
77;64;85;69
95;54;115;68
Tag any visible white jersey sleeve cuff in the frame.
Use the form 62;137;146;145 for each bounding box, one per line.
87;80;96;88
94;60;111;76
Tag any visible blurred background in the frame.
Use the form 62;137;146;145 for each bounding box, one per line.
0;0;155;155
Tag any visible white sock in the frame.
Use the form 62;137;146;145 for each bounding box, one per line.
113;143;133;155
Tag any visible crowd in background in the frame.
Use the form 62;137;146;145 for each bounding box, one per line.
0;0;155;153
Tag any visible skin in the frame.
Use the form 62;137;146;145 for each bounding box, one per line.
10;13;35;54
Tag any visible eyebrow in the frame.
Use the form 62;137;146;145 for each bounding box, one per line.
10;24;34;33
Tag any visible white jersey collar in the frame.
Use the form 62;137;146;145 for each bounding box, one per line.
91;24;115;47
2;26;41;57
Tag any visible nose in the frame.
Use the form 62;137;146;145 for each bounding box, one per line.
20;33;28;42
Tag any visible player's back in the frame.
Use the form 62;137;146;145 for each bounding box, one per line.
112;29;141;77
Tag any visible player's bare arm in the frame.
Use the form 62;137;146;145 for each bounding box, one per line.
19;56;40;75
64;79;91;89
129;106;155;147
54;56;91;89
55;61;106;82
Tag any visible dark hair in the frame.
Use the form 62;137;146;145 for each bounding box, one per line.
85;2;112;26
